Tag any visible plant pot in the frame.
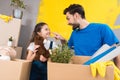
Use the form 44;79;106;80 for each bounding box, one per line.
13;9;23;19
7;41;13;47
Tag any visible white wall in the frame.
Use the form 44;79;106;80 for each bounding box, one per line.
0;0;40;58
114;29;120;41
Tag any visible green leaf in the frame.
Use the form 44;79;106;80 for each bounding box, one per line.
50;43;74;63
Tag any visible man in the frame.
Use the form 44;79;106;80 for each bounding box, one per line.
53;4;120;68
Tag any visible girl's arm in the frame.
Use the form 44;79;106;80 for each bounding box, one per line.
26;44;40;61
26;50;36;61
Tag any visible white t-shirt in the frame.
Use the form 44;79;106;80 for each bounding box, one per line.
27;38;60;51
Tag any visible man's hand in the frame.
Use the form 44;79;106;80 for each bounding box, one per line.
52;32;65;40
52;32;67;44
114;55;120;69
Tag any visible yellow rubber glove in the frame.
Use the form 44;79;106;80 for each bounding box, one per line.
97;62;106;77
105;61;120;80
90;62;106;78
0;14;13;22
90;63;97;77
90;61;120;80
114;71;120;80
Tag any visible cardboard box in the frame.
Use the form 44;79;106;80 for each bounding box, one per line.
14;47;22;59
0;18;21;46
0;59;32;80
48;56;114;80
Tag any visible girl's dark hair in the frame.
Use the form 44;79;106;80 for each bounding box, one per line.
63;4;85;19
30;22;47;42
27;22;50;59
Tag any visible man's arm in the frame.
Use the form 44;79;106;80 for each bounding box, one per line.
52;32;67;44
113;44;120;69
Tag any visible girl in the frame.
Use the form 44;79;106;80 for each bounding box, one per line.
26;22;58;80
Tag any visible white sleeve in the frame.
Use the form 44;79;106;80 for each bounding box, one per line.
27;42;35;52
44;39;58;50
44;40;51;50
52;41;59;49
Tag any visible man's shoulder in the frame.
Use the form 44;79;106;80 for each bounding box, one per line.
90;23;109;29
90;23;108;26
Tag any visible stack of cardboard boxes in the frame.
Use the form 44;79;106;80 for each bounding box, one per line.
0;17;32;80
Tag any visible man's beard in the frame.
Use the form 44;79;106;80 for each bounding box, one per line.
68;23;80;30
72;25;79;30
72;24;80;30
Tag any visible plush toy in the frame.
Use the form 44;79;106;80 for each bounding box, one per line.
34;36;50;60
0;46;16;61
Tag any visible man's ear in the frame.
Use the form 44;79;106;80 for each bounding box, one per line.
74;12;80;19
74;13;80;19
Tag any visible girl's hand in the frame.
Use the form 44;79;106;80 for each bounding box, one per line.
34;45;40;51
39;55;47;62
27;45;40;61
26;50;36;61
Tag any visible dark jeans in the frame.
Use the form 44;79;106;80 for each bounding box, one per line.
30;60;47;80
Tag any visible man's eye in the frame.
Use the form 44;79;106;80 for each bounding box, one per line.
45;29;48;30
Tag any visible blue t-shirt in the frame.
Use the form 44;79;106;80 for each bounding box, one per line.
68;23;119;56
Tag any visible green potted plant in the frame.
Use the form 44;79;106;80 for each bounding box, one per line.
50;43;74;63
9;36;13;41
10;0;26;19
7;36;13;47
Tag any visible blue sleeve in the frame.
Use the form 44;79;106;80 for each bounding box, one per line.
100;24;119;46
68;32;74;49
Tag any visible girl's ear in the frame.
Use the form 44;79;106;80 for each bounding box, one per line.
37;32;41;36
